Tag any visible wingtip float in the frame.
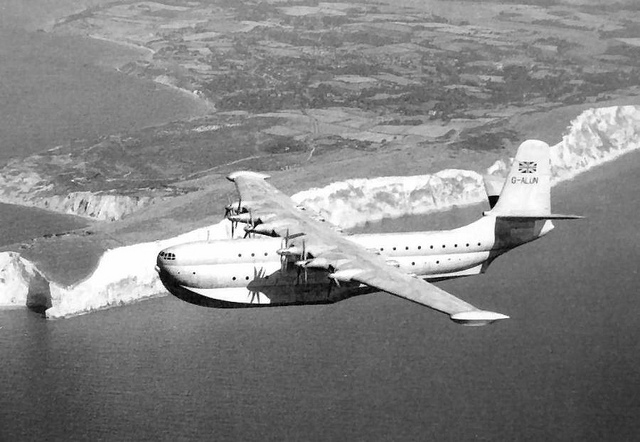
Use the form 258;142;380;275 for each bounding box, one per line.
450;311;510;327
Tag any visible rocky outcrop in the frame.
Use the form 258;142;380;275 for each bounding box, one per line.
0;252;51;310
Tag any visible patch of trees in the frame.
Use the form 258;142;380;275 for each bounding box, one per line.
452;129;520;152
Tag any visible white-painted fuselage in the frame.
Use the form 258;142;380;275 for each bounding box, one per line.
156;216;554;307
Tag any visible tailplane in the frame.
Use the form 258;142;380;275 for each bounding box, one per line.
485;140;582;220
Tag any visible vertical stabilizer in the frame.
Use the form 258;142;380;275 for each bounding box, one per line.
485;140;583;219
487;140;552;217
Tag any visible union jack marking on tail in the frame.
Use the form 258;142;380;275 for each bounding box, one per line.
518;161;537;174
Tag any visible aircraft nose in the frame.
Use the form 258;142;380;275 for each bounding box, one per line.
156;248;177;274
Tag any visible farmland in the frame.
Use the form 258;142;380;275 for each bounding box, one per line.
1;0;639;254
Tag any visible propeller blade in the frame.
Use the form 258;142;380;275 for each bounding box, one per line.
280;228;291;272
301;240;308;284
280;247;286;272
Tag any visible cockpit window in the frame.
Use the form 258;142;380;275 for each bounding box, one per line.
159;251;176;261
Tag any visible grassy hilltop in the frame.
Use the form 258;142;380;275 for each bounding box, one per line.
2;0;639;282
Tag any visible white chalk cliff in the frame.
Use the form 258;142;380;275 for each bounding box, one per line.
1;105;639;318
294;106;640;229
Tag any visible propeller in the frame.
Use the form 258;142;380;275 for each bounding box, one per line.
225;196;245;238
249;266;266;303
326;272;339;298
324;264;338;299
224;196;233;218
293;239;308;285
299;240;308;284
280;229;291;272
224;196;241;217
242;210;255;239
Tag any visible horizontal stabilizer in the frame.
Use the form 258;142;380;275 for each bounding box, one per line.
486;213;584;220
227;171;271;182
450;310;510;326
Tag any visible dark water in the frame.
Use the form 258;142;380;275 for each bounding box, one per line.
0;203;89;248
0;28;207;164
1;152;640;441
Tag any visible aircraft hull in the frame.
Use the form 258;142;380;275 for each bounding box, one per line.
156;215;552;308
158;266;372;307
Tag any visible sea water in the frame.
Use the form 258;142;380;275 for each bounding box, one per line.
1;151;639;441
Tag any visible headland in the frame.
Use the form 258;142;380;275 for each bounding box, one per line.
0;0;638;317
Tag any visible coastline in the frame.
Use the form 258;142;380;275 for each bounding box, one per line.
1;105;639;318
1;0;639;319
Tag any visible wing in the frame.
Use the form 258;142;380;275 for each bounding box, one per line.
227;171;508;326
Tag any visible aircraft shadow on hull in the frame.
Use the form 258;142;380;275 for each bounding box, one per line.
159;267;373;309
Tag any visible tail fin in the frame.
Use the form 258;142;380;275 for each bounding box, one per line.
485;140;582;219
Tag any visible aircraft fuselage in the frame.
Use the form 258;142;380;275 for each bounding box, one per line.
156;216;553;307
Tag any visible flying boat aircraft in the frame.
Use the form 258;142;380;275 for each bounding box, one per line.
156;140;581;326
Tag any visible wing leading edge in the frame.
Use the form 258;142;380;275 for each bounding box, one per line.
227;171;509;326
